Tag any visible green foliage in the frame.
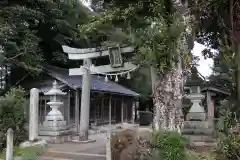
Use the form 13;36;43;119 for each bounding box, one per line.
0;87;27;152
214;101;240;160
79;0;191;73
151;131;187;160
208;44;235;94
1;145;45;160
111;130;187;160
133;14;188;72
216;133;240;160
0;0;92;72
193;0;240;49
120;68;152;98
216;100;236;134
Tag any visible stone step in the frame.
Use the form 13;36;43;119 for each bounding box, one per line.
182;128;213;135
184;135;215;142
191;141;217;147
187;142;217;152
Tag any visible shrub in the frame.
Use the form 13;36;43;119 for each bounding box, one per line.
216;132;240;160
0;87;27;152
151;131;187;160
111;129;188;160
215;100;240;160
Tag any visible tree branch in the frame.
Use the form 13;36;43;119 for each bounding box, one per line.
7;52;25;60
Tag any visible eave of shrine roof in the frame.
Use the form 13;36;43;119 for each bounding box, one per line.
43;64;139;97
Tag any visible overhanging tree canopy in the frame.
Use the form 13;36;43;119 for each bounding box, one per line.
80;0;191;72
0;0;92;72
192;0;240;99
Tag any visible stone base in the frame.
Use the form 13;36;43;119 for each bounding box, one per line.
182;120;215;146
40;120;68;131
39;129;72;136
38;120;72;143
183;121;214;134
184;121;210;129
186;112;206;121
38;134;72;144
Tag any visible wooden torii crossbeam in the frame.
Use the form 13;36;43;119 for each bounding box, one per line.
63;45;136;141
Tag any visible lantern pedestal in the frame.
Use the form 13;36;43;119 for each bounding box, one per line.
39;122;72;144
185;93;206;121
39;81;72;143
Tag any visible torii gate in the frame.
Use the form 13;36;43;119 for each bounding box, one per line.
62;45;137;141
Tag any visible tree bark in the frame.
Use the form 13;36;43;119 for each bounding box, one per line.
150;67;157;92
153;58;184;132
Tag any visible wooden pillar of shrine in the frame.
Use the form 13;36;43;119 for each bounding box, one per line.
109;96;112;126
67;89;71;125
121;98;124;124
206;91;214;125
75;89;80;132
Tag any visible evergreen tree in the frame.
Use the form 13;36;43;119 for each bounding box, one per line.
0;0;91;72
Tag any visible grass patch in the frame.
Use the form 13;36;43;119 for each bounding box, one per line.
0;145;46;160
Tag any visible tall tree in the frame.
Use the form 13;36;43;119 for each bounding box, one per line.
80;0;192;131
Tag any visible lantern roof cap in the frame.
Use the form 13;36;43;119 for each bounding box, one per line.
185;67;205;87
44;80;66;96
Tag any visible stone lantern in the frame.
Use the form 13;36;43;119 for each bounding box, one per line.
185;67;206;121
44;81;66;122
39;80;71;143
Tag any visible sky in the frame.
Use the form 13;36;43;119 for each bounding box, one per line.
192;42;215;78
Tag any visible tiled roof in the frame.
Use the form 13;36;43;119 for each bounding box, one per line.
43;65;139;97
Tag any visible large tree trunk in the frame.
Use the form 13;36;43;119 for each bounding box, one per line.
153;58;184;132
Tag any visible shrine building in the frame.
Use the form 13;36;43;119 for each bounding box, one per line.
20;64;139;130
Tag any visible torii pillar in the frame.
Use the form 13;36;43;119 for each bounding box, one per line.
79;58;91;140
